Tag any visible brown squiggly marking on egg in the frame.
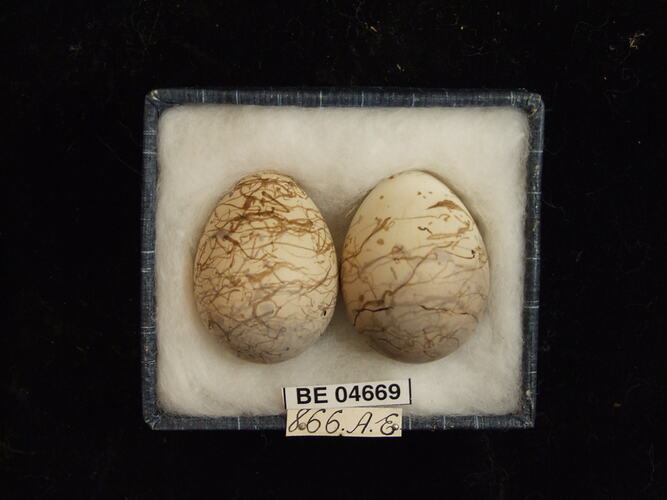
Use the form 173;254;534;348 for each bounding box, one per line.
341;170;489;363
193;171;338;363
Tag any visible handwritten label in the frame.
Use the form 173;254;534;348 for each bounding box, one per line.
283;379;411;409
285;407;402;437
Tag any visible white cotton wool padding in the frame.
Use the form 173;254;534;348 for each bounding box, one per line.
155;104;529;417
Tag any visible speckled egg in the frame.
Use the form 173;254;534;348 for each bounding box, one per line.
193;172;338;363
341;170;490;363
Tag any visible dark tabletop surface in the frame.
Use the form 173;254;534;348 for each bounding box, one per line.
3;1;665;498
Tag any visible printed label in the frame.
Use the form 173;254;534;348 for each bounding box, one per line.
283;379;411;409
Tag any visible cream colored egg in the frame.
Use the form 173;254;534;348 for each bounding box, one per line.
341;170;490;363
193;172;338;363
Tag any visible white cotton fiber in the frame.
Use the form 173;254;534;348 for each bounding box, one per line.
155;104;528;417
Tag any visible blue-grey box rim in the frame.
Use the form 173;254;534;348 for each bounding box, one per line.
141;87;543;431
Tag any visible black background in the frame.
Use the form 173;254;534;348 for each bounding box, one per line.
3;1;665;498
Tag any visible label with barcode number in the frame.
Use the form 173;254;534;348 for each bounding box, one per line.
286;407;402;437
283;379;411;409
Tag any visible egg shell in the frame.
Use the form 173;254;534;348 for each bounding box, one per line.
341;170;490;363
193;172;338;363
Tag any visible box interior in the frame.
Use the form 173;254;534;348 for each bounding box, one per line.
155;104;529;417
